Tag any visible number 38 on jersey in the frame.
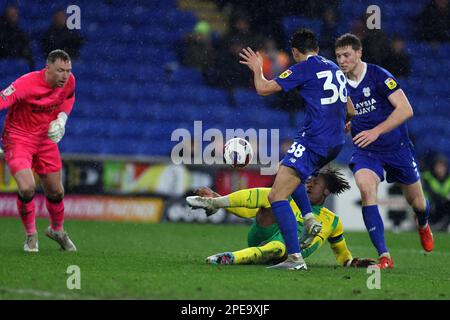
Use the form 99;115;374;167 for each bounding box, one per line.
287;142;306;158
316;70;347;105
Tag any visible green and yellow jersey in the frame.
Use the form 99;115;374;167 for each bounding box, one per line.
225;187;352;266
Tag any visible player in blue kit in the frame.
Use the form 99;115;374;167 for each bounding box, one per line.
239;28;355;270
334;34;434;269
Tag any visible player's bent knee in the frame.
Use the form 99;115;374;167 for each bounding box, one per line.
268;190;283;204
256;209;276;227
410;196;426;212
267;190;276;204
18;187;36;202
18;190;35;203
46;191;64;203
357;184;377;204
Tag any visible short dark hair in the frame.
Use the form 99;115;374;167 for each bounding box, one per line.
290;28;319;54
47;49;71;64
318;168;351;195
334;33;362;51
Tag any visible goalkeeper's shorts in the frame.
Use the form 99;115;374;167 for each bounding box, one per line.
2;132;62;175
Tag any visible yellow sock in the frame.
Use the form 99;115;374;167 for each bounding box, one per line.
228;188;271;208
225;188;271;219
233;241;286;264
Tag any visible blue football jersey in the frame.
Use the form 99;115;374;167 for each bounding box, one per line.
275;55;347;151
347;63;410;152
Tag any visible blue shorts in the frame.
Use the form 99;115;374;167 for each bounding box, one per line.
349;141;420;185
281;139;343;181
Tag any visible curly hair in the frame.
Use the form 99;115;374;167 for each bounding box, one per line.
318;167;351;195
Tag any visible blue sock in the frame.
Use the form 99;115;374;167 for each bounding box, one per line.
291;183;313;218
415;199;430;227
362;205;388;256
271;200;301;255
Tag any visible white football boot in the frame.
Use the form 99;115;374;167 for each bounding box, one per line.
186;196;218;216
24;232;39;252
206;252;235;265
46;226;77;251
267;253;308;270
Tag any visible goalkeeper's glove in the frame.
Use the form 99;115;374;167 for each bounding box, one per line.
345;258;377;268
48;112;68;143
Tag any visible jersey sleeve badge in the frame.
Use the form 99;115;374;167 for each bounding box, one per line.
0;85;16;101
279;69;292;79
384;77;397;90
2;85;16;96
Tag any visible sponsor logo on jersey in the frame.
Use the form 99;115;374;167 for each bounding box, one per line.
31;104;60;113
1;85;16;98
279;70;292;79
363;87;371;97
384;77;397;90
355;98;377;115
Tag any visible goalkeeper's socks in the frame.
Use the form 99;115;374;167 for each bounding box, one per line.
46;197;65;232
17;196;36;235
291;183;313;217
362;205;388;256
271;200;301;254
415;199;430;228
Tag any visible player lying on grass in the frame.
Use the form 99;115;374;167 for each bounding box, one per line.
187;168;375;267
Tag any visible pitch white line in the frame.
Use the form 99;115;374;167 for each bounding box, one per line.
0;287;97;299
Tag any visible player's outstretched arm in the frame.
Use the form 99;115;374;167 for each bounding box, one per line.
328;220;376;267
301;234;325;259
239;47;282;96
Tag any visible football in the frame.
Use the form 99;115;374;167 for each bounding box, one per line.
223;138;253;168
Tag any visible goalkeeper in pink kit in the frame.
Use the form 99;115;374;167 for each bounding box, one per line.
0;50;76;252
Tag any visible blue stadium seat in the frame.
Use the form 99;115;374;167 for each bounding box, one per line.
105;120;146;138
233;89;267;107
167;67;204;85
406;42;431;57
199;87;229;106
66;119;110;137
282;16;323;40
0;59;30;78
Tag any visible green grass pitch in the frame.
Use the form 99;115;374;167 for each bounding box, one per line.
1;217;449;300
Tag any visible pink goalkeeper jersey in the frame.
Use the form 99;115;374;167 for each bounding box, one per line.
0;69;75;138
